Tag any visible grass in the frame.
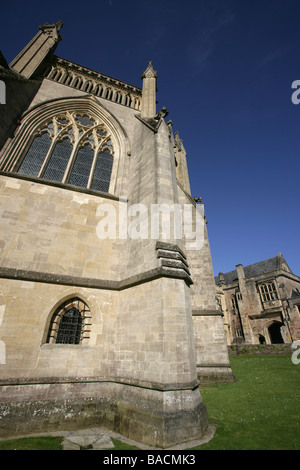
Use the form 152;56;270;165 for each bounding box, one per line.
0;436;63;450
0;355;299;450
193;355;300;450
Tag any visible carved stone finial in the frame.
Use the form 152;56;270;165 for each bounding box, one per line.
141;61;158;80
174;131;182;150
166;120;173;136
56;20;64;31
39;20;63;35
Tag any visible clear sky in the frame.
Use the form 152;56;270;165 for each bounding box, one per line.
1;0;299;276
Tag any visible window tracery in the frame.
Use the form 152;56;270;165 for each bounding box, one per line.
17;112;114;193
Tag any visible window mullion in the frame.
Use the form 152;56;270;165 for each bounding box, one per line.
87;146;99;189
62;141;78;184
38;138;56;178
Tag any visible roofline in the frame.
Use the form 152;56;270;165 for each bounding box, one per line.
53;55;142;95
215;268;300;288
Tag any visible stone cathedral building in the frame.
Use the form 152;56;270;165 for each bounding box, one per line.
0;21;233;447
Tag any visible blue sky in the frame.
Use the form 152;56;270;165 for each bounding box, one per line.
1;0;299;276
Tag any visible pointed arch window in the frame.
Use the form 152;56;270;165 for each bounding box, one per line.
46;298;91;345
43;137;73;182
16;112;114;193
68;143;94;187
18;132;52;177
91;149;113;192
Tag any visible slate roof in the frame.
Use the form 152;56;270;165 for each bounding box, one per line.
215;254;288;285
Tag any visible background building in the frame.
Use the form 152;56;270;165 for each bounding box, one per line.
215;253;300;345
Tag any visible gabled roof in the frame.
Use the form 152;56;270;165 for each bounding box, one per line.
215;253;293;285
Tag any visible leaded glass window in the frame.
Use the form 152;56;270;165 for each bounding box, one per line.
18;132;52;177
68;144;94;187
46;298;91;345
16;112;114;193
91;150;113;192
76;115;95;127
43;138;72;182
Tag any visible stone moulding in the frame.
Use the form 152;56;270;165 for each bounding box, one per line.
46;56;142;111
156;241;193;285
53;57;142;96
192;309;224;316
0;241;193;290
0;264;193;291
0;170;121;201
0;375;199;392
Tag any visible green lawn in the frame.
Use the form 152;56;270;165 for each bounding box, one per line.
0;436;63;450
194;355;300;450
0;355;299;450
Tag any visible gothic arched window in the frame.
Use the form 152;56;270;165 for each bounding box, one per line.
46;298;91;345
18;132;52;177
16;112;114;193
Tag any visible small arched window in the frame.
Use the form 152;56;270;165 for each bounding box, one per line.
16;112;114;193
46;298;91;345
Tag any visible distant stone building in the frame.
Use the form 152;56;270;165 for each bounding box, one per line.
215;253;300;345
0;21;233;447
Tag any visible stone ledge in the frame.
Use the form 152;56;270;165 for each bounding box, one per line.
192;309;224;317
0;375;200;393
0;170;121;201
155;241;193;285
0;264;193;290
